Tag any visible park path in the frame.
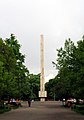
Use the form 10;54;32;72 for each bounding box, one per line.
0;101;84;120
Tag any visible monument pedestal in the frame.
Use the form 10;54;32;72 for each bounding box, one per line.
39;91;47;101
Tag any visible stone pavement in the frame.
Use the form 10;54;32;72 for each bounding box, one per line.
0;101;84;120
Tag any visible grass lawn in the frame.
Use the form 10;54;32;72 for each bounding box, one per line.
0;105;19;114
0;107;11;114
72;104;84;115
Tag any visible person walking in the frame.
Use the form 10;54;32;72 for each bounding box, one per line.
28;98;31;107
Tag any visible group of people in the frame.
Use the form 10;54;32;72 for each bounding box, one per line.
7;98;32;107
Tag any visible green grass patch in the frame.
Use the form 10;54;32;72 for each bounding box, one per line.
72;104;84;115
0;105;19;114
0;108;11;114
12;106;19;109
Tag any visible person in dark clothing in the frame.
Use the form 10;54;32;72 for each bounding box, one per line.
28;99;31;107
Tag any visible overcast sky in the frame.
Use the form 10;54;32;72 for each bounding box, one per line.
0;0;84;82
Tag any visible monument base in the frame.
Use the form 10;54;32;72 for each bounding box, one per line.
39;91;47;102
40;98;45;102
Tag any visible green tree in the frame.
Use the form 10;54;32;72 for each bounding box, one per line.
53;39;75;99
52;37;84;100
0;37;17;104
28;74;40;100
5;34;29;99
0;34;40;102
70;37;84;98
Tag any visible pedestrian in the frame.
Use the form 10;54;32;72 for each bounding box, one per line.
28;98;31;107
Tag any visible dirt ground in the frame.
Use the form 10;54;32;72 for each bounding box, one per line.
0;101;84;120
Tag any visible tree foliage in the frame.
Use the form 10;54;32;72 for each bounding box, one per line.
0;34;40;102
46;37;84;100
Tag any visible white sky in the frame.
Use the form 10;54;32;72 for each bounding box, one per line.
0;0;84;82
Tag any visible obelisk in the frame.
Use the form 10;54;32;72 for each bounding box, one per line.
39;35;47;101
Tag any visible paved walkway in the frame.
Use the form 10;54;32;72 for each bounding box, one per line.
0;101;84;120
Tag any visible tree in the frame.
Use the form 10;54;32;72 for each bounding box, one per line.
0;37;17;105
70;37;84;98
0;34;41;102
52;37;84;100
54;39;75;99
28;74;40;100
5;34;29;99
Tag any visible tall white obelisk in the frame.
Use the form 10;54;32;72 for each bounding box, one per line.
39;35;47;102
